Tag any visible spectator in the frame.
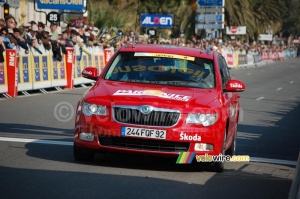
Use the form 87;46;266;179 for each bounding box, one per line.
50;22;59;40
24;24;38;48
39;26;52;50
37;22;45;40
0;27;13;49
22;22;30;34
30;21;37;26
5;15;17;31
7;28;18;46
67;23;75;32
0;19;5;30
13;28;28;50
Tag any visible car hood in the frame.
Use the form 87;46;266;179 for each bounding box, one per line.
88;81;220;112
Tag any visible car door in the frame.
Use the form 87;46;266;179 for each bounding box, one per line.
218;55;235;139
221;56;238;138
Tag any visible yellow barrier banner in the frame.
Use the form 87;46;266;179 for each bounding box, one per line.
18;55;33;91
0;58;8;93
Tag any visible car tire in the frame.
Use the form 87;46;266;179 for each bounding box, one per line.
210;128;227;173
226;124;237;156
73;145;95;161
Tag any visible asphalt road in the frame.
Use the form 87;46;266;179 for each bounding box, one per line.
0;58;299;199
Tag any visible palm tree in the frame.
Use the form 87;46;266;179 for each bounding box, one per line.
88;0;137;33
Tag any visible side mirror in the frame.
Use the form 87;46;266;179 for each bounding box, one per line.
226;79;245;92
82;67;98;81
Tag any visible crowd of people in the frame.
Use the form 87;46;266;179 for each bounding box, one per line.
0;14;298;63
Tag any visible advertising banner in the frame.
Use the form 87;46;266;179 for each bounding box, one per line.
104;49;113;65
141;14;173;28
227;54;234;67
0;61;8;94
65;48;75;89
18;56;33;91
259;34;273;41
6;49;18;97
292;39;300;44
37;0;84;11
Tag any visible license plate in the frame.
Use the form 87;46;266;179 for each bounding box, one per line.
121;126;166;140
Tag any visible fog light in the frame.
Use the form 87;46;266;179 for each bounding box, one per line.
79;132;94;142
194;143;213;151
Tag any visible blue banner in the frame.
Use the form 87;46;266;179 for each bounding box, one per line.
52;57;58;80
60;59;65;79
83;56;87;68
100;56;104;72
22;57;29;83
76;56;81;77
0;63;6;85
141;14;173;28
42;56;48;81
37;0;84;11
34;57;40;82
94;56;100;75
88;55;92;67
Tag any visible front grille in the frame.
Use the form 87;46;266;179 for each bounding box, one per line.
99;135;190;152
113;107;180;127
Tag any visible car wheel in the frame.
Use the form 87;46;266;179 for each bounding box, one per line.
73;145;95;161
226;124;237;156
210;128;227;173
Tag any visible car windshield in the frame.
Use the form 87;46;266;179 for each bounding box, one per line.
104;52;215;89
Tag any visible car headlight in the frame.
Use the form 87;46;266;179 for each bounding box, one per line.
186;113;218;126
82;102;107;116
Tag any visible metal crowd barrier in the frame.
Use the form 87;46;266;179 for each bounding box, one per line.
223;49;298;69
0;44;114;98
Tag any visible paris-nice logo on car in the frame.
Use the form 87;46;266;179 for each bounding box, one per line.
230;83;243;88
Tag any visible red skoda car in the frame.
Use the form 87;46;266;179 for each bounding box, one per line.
74;44;245;172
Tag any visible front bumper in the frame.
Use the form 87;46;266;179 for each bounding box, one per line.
74;109;226;157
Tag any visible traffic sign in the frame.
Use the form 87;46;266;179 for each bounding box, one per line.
196;14;224;23
196;24;224;29
226;26;247;35
47;12;60;23
197;8;224;13
197;0;224;7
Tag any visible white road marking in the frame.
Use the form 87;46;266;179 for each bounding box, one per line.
256;97;264;101
0;137;297;166
0;137;73;146
250;157;297;166
246;73;252;76
290;81;294;84
276;87;282;91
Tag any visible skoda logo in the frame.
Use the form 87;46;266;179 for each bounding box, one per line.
140;106;152;114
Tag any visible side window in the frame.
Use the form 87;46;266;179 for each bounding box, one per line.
218;56;228;90
222;57;231;82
